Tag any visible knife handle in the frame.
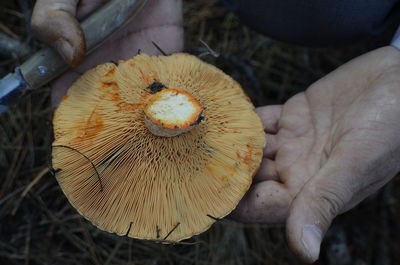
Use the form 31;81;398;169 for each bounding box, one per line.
19;0;147;89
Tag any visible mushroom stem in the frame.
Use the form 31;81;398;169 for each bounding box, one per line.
144;89;203;137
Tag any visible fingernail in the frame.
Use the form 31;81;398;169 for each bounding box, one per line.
301;224;322;262
55;39;73;65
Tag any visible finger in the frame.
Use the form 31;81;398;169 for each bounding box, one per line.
264;134;278;158
253;158;279;182
51;0;184;106
255;105;282;134
231;181;291;223
285;163;349;263
51;0;183;106
286;146;398;263
31;0;85;66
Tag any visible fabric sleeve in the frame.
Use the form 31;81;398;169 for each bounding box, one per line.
222;0;400;47
391;25;400;49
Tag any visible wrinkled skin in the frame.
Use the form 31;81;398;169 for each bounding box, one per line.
31;1;400;263
233;46;400;262
31;0;184;105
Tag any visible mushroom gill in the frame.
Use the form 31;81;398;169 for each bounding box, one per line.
52;53;265;242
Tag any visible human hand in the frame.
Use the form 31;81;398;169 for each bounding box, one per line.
31;0;183;105
233;46;400;263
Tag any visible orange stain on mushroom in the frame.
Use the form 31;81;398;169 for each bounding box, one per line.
98;81;120;95
236;145;256;166
220;175;228;182
111;93;121;101
100;80;146;111
142;72;158;84
54;131;65;138
236;150;241;158
97;81;123;103
129;62;157;84
117;102;144;112
102;81;119;90
61;95;69;102
243;95;252;103
205;165;214;175
217;180;231;193
247;145;253;153
228;164;239;175
242;146;254;165
104;68;116;77
73;108;104;142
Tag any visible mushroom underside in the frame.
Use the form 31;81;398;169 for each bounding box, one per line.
52;53;265;242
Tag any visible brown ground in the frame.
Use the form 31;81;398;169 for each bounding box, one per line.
1;1;399;264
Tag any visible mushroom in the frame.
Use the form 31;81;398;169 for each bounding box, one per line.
52;53;266;242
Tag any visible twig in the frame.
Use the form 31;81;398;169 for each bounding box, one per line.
163;223;180;241
220;54;261;94
125;222;133;237
0;33;31;59
11;167;49;216
0;141;27;198
21;167;48;198
373;184;393;265
171;240;203;246
104;239;123;265
156;225;161;239
79;219;102;265
0;8;24;19
152;41;167;56
52;145;104;191
0;187;25;206
198;39;219;58
17;0;33;39
206;214;220;221
24;221;31;265
0;22;19;39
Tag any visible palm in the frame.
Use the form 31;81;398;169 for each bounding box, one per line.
233;46;400;225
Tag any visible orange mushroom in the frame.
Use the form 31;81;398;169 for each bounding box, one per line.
51;53;266;242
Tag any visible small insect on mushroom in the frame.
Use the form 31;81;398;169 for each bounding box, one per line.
51;53;266;242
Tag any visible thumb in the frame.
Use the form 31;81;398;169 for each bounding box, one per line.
287;136;400;263
286;160;355;263
31;0;85;66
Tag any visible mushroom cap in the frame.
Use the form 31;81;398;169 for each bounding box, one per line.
52;53;266;242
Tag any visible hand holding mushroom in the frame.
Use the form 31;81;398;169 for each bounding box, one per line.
32;0;400;263
31;0;183;105
233;46;400;263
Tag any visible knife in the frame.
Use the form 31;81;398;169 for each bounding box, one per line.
0;0;147;114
